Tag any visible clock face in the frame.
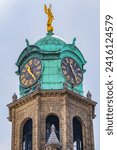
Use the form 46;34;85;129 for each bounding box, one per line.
61;57;83;85
20;58;42;87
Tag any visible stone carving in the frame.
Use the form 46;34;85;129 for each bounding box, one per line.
86;91;92;99
12;93;17;101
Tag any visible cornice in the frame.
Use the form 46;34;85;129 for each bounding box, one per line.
66;89;97;106
7;89;97;121
7;89;97;109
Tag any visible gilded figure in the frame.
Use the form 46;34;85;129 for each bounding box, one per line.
44;4;54;32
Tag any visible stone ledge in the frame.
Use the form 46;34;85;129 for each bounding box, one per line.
7;89;97;121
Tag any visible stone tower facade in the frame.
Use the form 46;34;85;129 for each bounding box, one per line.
8;89;96;150
7;5;96;150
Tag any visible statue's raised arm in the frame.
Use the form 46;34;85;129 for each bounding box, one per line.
44;4;54;32
44;4;48;14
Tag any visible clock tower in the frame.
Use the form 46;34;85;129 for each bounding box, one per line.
8;4;96;150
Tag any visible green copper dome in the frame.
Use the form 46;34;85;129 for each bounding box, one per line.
16;32;86;97
35;33;66;52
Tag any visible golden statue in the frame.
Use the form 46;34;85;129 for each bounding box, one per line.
44;4;54;32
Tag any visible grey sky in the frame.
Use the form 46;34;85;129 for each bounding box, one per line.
0;0;99;149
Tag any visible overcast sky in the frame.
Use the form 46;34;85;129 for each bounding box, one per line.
0;0;99;149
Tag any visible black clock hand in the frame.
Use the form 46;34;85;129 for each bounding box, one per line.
68;65;76;84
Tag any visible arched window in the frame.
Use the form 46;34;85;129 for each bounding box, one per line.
46;114;60;142
22;119;32;150
73;117;83;150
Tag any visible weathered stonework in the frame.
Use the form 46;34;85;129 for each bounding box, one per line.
8;89;96;150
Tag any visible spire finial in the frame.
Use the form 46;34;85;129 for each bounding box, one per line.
72;37;76;45
47;124;60;145
86;91;92;99
44;4;54;32
25;39;30;51
45;124;62;150
12;93;17;101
